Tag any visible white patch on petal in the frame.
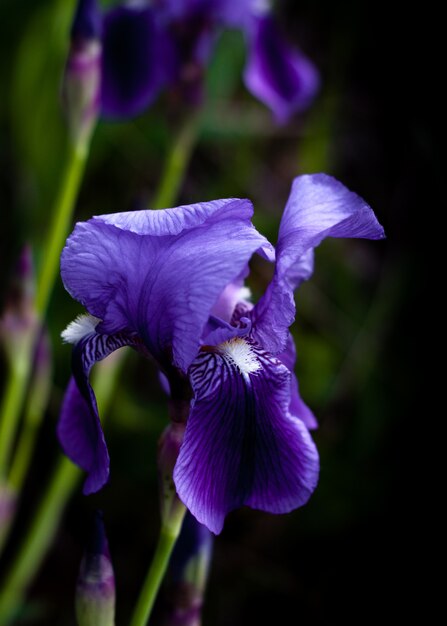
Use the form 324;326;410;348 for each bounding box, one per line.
218;338;261;376
251;0;271;16
61;314;101;345
238;286;252;302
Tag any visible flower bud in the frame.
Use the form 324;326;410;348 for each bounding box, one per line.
0;482;17;549
76;511;115;626
0;246;37;365
27;329;52;420
62;0;102;149
161;512;213;626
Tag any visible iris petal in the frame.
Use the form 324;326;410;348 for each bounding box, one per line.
58;329;138;494
278;333;317;430
61;199;272;372
251;174;386;354
101;5;166;118
243;16;319;123
174;340;319;534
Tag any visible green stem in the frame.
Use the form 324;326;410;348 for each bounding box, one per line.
0;359;29;481
9;333;52;495
35;141;89;316
129;515;186;626
0;352;124;624
0;352;50;556
0;141;89;484
0;456;80;624
7;397;45;494
151;111;201;210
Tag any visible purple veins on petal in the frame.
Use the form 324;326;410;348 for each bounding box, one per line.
61;199;272;372
58;320;138;494
174;338;319;534
58;375;109;496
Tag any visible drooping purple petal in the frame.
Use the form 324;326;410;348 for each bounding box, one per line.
174;339;319;534
61;199;273;372
278;333;317;430
71;0;101;40
251;174;386;354
101;5;167;118
59;377;108;494
243;16;319;123
58;330;138;494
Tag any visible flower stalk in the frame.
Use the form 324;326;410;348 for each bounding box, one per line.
129;422;188;626
0;0;99;489
0;248;38;482
0;332;52;556
129;515;186;626
0;350;123;624
152;110;201;210
0;139;90;494
0;456;81;624
160;512;213;626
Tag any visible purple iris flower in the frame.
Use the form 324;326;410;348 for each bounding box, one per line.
70;0;318;122
70;0;169;119
58;174;384;533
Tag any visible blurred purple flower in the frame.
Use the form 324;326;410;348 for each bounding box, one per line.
68;0;319;122
67;0;168;119
58;174;384;533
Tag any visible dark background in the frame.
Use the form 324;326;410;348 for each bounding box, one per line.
0;0;433;623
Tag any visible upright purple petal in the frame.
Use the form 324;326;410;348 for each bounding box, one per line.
101;5;166;118
174;339;319;534
278;174;386;257
61;200;272;372
251;174;385;354
243;16;319;123
58;327;138;494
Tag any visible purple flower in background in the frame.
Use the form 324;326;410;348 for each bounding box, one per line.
159;0;319;118
68;0;168;119
68;0;319;122
59;174;384;533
